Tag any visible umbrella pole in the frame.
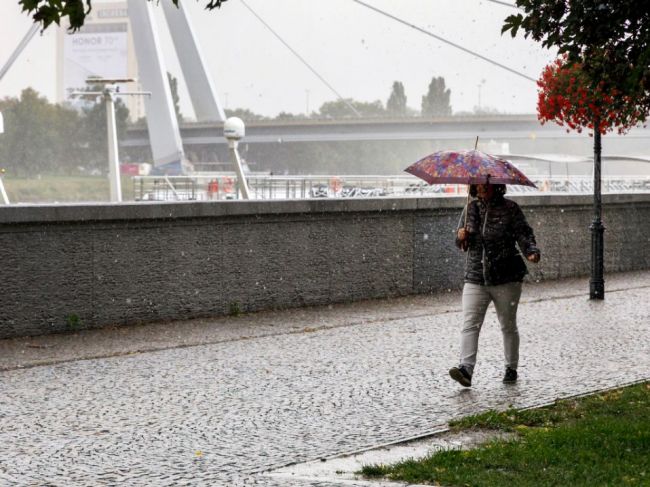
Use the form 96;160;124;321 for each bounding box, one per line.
464;180;470;228
465;137;478;228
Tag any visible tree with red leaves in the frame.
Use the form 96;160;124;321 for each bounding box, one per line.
505;2;650;301
537;57;646;136
536;56;650;300
504;1;650;119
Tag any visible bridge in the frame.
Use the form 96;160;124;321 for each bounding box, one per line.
124;115;578;148
121;115;650;174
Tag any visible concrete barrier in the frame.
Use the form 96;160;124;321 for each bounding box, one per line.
1;194;649;338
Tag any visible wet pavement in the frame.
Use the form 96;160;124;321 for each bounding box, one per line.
0;271;649;486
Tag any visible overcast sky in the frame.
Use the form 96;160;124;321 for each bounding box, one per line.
0;0;558;119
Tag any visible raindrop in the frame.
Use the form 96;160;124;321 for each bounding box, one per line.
423;233;429;241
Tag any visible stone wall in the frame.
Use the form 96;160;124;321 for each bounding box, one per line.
1;194;648;338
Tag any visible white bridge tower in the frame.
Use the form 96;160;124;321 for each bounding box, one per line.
1;1;226;180
127;0;225;174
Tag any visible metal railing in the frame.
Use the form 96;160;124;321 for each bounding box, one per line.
133;174;650;201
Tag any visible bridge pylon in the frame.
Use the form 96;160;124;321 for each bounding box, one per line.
128;0;225;174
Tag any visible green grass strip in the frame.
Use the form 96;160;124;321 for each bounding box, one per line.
3;176;134;203
360;382;650;486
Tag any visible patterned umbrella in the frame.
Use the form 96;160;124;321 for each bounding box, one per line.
404;149;537;188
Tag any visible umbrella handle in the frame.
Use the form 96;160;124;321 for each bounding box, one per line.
474;136;479;150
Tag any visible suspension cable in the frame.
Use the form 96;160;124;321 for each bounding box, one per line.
350;0;536;83
239;0;362;117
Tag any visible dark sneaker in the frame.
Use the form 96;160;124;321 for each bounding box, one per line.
503;367;518;383
449;365;472;387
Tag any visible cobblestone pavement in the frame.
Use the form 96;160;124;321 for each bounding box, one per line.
0;271;649;486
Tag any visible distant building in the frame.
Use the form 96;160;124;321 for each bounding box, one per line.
56;1;144;121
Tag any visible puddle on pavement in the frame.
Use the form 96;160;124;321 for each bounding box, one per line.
264;428;514;484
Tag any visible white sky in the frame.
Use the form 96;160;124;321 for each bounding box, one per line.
0;0;558;118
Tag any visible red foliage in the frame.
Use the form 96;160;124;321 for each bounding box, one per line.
537;57;644;135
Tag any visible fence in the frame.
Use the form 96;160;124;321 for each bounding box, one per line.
132;174;650;201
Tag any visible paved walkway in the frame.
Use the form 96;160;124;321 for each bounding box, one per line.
1;271;649;486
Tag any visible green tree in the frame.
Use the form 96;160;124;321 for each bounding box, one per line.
274;111;309;121
386;81;408;117
421;77;451;117
473;106;503;116
224;108;266;121
503;1;650;119
78;90;130;172
167;72;183;124
0;88;84;176
318;99;385;119
20;0;228;30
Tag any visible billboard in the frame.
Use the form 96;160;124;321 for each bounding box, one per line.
63;23;128;96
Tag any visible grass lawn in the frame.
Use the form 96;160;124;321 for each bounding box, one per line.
2;176;135;203
360;381;650;486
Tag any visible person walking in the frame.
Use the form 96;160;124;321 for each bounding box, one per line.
449;183;540;387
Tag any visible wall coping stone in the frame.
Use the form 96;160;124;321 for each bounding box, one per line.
0;193;648;224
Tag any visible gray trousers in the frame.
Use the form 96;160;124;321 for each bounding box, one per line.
459;281;522;374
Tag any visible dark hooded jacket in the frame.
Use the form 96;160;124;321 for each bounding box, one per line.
456;195;540;286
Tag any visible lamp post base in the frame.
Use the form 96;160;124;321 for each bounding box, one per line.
589;280;605;300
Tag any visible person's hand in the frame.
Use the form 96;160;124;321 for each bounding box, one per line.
527;253;540;263
457;228;468;241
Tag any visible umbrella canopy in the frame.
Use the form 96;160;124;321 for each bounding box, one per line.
405;150;537;188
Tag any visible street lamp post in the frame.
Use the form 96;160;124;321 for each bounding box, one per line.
224;117;250;199
104;89;122;202
477;79;486;111
590;117;605;299
72;78;150;203
0;112;8;205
